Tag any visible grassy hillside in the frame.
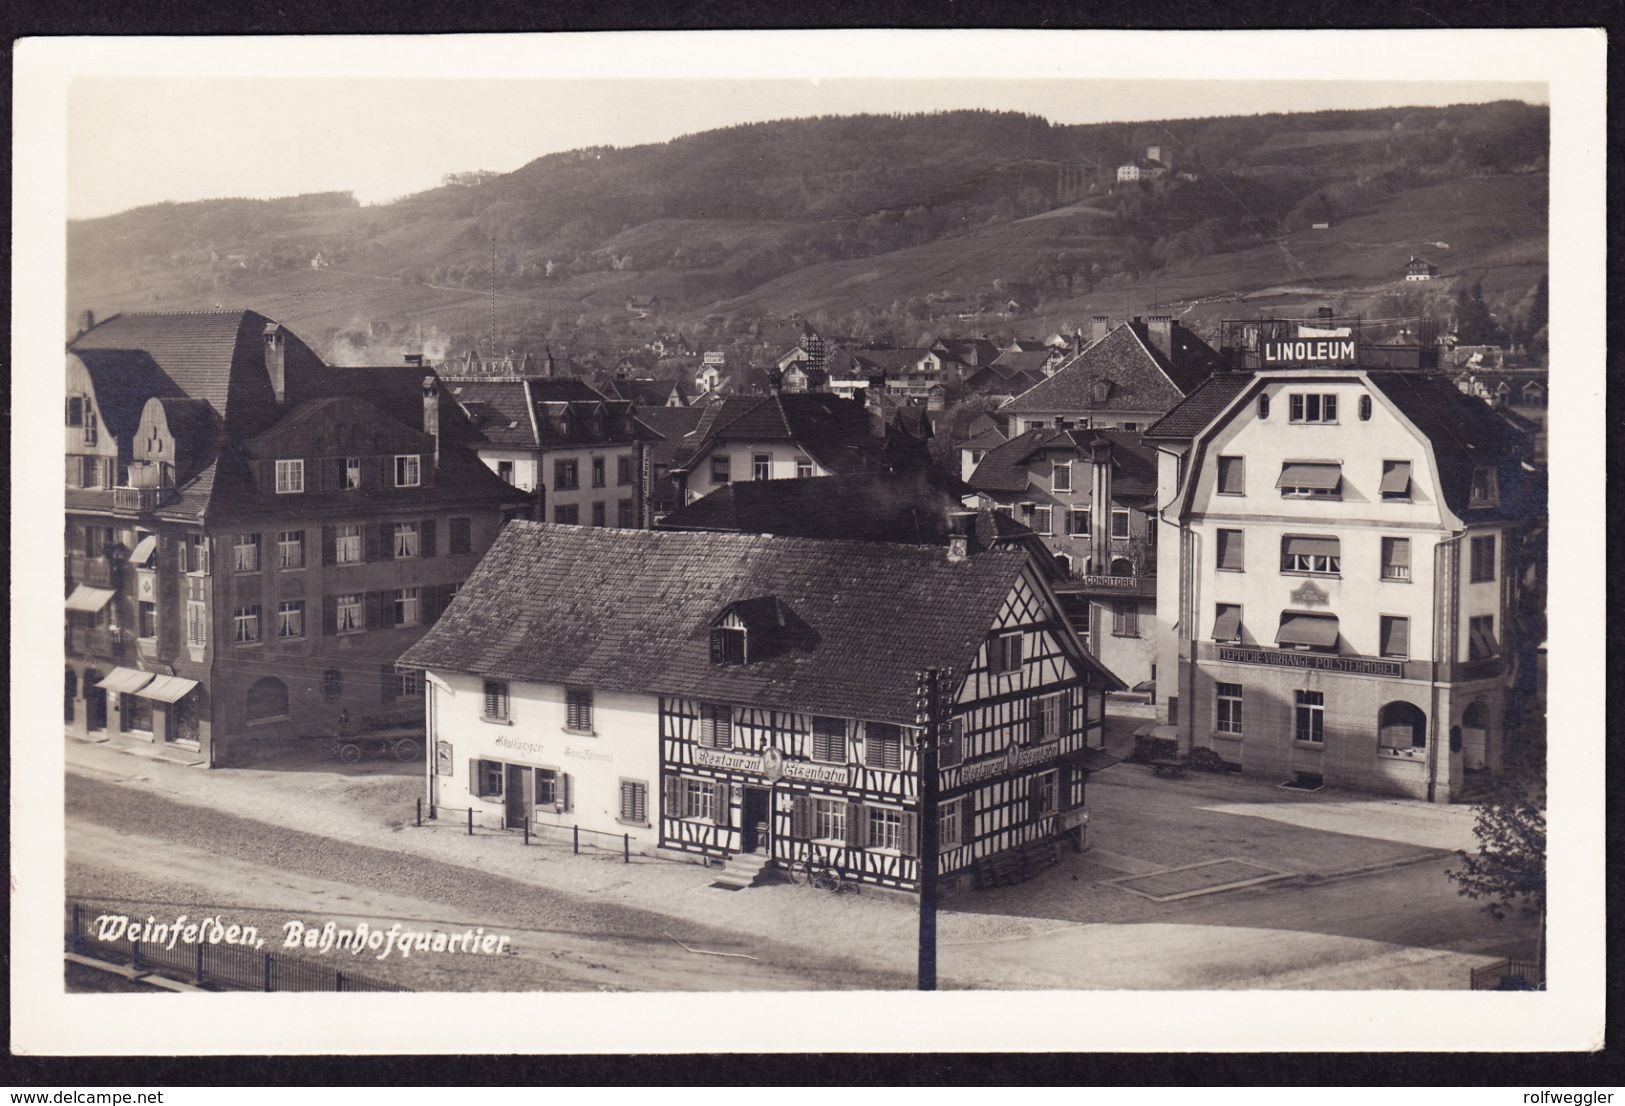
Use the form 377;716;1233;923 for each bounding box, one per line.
67;102;1548;359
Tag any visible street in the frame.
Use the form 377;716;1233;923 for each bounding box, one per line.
64;731;1537;991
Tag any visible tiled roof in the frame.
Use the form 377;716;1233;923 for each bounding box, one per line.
853;348;930;374
1141;373;1255;440
1366;371;1534;521
70;349;183;441
1002;322;1220;416
400;524;1111;724
988;349;1055;376
677;393;888;476
636;406;709;468
446;378;644;450
654;470;974;544
960;427;1010;452
968;427;1158;499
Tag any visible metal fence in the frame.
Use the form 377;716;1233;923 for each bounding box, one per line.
66;900;411;993
415;798;634;862
1469;957;1542;991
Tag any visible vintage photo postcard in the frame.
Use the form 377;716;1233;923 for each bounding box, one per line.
10;28;1606;1056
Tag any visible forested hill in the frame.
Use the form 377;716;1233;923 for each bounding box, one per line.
68;101;1548;357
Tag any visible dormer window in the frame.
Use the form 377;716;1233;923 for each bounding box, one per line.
710;625;747;665
275;459;305;494
394;454;421;488
1470;466;1500;507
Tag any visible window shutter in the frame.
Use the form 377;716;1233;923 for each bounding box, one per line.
65;456;79;486
256;460;274;491
366;591;386;631
900;811;919;857
1028;776;1043;820
845;801;864;847
711;785;731;826
377;523;395;561
364;524;380;563
561;773;572;812
322;596;337;636
322;526;336;567
709;629;724;665
662;776;680;818
469;758;482;799
1028;703;1043;743
961;796;975;845
421;519;437;559
791;795;811;839
381;665;398;702
1057;765;1073;811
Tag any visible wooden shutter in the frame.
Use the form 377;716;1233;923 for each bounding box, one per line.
708;628;724;665
900;811;919;857
1057;764;1073;811
364;524;380;563
845;801;865;847
791;795;811;839
1027;776;1043;820
960;795;975;845
560;773;572;812
421;519;437;559
366;591;387;631
322;596;337;636
381;665;398;702
321;526;337;567
662;776;680;818
256;460;274;492
377;522;395;561
421;584;445;624
469;758;482;799
711;783;730;826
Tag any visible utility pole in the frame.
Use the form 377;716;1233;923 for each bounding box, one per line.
489;234;498;360
914;665;950;991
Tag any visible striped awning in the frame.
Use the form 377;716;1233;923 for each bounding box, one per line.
96;667;154;695
1277;462;1342;490
129;534;158;566
65;585;116;613
1276;612;1340;649
133;674;199;703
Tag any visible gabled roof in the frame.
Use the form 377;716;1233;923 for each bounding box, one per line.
447;377;642;449
400;524;1113;724
1142;373;1255;440
853;348;931;374
968;427;1158;498
70;348;183;441
989;349;1057;376
654;469;971;544
674;393;887;476
960;426;1010;453
1002;322;1220;416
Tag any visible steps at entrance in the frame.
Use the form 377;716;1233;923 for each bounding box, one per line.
711;851;776;890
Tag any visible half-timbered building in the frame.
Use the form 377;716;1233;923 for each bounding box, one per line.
399;524;1124;895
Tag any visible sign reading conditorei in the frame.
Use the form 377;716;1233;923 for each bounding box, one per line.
1217;646;1402;678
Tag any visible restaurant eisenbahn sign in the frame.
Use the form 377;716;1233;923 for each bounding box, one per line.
1259;339;1357;366
691;747;853;786
1217;646;1402;678
960;739;1061;784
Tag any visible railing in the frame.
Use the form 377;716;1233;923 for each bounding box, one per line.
68;627;125;658
68;555;120;588
416;799;634;863
66;900;410;992
113;485;171;514
1469;957;1542;991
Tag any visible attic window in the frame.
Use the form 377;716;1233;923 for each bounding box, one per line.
710;626;747;666
1470;467;1500;507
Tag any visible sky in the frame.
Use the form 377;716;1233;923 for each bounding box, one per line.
66;76;1547;220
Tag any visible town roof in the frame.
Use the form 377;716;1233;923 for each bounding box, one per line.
70;348;183;442
1002;321;1220;416
446;377;644;450
968;427;1158;498
853;348;930;374
1141;373;1255;440
401;524;1118;723
959;426;1011;452
654;470;977;544
989;349;1056;376
673;393;887;476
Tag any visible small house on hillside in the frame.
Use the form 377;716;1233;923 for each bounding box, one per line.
1405;256;1438;282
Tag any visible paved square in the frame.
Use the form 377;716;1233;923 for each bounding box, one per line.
1109;858;1294;901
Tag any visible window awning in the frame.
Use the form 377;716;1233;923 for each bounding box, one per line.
1213;606;1243;642
1379;462;1413;495
1282;535;1341;558
133;674;199;704
1276;612;1340;649
65;585;116;613
1277;462;1342;490
96;667;155;695
129;534;158;567
1469;621;1500;658
1381;618;1410;658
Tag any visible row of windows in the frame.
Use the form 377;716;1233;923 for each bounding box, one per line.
482;681;595;735
223;520;474;573
1017;502;1151;543
553;500;636;528
1025;418;1141;433
271;455;421;495
1212;684;1447;753
550;455;635;491
709;454;816;484
1211;604;1498;661
1215;452;1501;508
1213;531;1497;583
230;586;458;643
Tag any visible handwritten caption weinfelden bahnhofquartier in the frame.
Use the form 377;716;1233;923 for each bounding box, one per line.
92;913;512;961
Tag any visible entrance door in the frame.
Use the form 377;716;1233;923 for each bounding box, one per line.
84;674;108;732
504;764;531;829
741;787;769;853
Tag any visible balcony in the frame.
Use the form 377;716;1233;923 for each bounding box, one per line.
113;485;173;515
68;555;121;589
68;627;126;659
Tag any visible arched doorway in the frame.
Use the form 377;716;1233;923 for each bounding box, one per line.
1109;557;1134;577
246;676;289;724
1462;700;1491;769
1378;701;1427;752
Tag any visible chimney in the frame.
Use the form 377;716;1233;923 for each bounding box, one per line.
1072;328;1085;355
947;509;977;563
422;375;441;465
1091;315;1110;344
263;323;287;404
1146;315;1174;360
404;353;424;367
1090;435;1114;573
76;309;95;338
